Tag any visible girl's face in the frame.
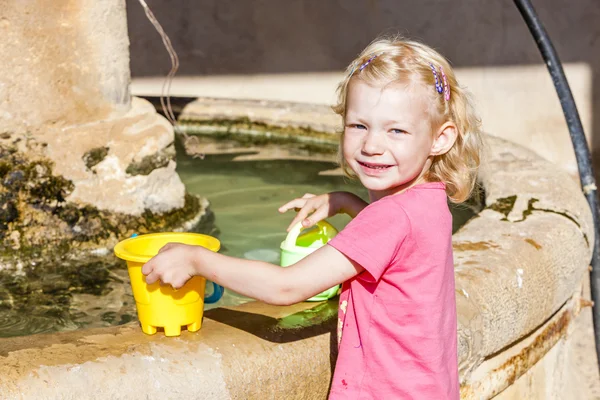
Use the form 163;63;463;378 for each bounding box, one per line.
343;79;446;201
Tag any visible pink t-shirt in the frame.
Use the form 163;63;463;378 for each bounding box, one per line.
327;182;458;399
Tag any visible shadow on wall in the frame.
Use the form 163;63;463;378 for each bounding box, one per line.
126;0;600;170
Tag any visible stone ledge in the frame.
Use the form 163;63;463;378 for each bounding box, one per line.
0;301;336;400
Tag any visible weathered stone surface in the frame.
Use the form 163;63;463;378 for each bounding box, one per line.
1;0;188;217
453;135;593;375
0;0;130;132
0;301;335;400
180;97;341;135
461;291;590;399
27;97;187;216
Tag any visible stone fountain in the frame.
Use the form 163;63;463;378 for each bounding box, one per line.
0;1;211;273
0;1;595;399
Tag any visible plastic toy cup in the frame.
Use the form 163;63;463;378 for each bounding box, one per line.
280;220;341;301
114;232;223;336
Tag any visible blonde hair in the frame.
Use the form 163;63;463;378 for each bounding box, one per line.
333;36;483;203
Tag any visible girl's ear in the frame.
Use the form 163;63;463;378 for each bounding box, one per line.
430;122;458;156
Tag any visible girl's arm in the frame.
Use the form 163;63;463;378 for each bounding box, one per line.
142;243;363;306
279;191;368;231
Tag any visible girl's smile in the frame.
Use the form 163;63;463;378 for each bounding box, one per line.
357;160;395;175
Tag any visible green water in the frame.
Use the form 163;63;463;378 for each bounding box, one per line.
177;151;369;309
179;153;366;258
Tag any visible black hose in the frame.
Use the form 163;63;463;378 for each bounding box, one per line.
513;0;600;372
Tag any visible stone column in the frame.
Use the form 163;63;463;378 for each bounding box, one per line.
0;0;205;267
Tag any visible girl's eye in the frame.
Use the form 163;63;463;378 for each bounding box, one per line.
350;124;367;130
391;128;406;134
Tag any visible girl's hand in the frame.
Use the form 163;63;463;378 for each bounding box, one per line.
141;242;200;289
278;193;333;232
278;192;368;232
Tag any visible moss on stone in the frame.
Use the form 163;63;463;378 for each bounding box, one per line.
0;156;75;205
485;194;589;246
0;143;210;275
28;171;74;204
0;193;19;233
178;118;339;154
519;198;538;221
487;195;517;220
0;162;11;180
125;145;175;176
56;204;81;225
82;147;109;170
518;198;589;246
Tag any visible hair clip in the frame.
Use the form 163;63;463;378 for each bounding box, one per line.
429;63;450;101
429;63;444;94
439;66;451;101
349;53;383;77
359;53;381;72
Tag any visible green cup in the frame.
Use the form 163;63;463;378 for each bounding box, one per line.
280;220;341;301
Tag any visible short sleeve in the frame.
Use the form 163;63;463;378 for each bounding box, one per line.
328;200;410;282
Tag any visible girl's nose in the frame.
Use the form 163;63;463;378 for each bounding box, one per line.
361;131;385;155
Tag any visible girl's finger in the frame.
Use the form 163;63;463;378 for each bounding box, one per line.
141;261;153;276
158;243;175;254
286;205;316;232
302;206;328;228
278;198;307;213
145;271;159;285
172;278;186;290
278;193;316;213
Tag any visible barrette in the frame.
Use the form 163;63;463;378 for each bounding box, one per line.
429;63;451;101
348;53;383;77
439;66;451;101
429;63;444;94
359;54;381;71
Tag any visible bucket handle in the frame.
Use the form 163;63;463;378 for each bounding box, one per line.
282;220;337;248
204;282;224;304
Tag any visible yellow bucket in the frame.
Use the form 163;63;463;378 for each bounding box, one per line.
114;232;221;336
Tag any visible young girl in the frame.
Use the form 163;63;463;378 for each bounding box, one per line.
142;36;483;399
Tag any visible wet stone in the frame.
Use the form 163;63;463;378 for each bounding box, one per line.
3;277;30;296
3;170;26;190
0;288;13;310
0;194;19;227
41;275;71;294
57;204;80;225
0;162;10;179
